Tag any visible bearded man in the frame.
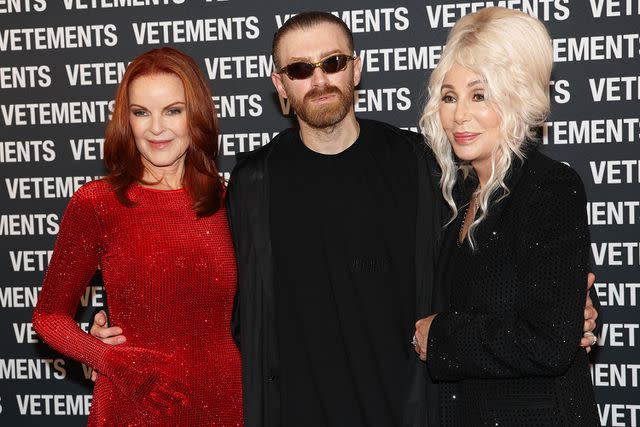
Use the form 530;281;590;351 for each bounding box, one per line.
226;11;445;427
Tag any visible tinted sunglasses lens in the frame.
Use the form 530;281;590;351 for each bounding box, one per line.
322;55;348;73
284;55;351;79
287;62;314;79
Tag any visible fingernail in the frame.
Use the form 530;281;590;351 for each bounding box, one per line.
117;337;126;344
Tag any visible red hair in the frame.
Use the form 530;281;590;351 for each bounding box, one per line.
104;47;224;217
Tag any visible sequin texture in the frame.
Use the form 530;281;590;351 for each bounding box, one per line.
33;180;243;426
427;150;599;426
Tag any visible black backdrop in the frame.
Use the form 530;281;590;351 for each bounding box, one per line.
1;1;638;425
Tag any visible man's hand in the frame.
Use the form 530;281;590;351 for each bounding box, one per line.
580;273;599;353
413;314;437;362
89;310;126;381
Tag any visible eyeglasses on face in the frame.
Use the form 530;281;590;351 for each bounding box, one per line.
277;54;356;80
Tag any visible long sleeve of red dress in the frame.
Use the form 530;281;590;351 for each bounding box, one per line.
33;180;243;426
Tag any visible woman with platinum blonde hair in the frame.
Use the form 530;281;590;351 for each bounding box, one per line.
413;7;599;426
420;6;553;241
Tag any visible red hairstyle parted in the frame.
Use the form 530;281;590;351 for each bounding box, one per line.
104;47;224;217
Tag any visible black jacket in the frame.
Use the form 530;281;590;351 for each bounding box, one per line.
426;149;599;426
226;119;446;427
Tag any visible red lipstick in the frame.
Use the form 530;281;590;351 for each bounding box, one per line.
453;132;479;144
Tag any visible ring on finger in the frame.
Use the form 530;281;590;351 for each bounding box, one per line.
583;331;597;346
411;335;417;347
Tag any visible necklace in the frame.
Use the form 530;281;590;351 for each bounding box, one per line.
457;196;479;246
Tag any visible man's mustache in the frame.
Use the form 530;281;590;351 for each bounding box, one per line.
304;85;342;101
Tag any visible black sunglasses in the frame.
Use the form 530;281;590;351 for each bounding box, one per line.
278;54;355;80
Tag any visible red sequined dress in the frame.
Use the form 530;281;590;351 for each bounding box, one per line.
33;180;243;426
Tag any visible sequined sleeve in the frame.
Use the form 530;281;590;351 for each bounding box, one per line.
32;187;109;367
427;164;590;381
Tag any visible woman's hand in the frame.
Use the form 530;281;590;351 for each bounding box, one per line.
580;272;599;353
414;314;438;361
96;346;190;417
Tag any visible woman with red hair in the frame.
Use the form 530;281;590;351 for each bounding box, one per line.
33;47;242;426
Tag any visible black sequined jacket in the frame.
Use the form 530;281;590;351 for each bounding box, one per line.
226;119;446;427
426;148;599;426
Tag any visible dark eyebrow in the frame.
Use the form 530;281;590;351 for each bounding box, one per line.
441;80;484;91
163;102;186;109
289;49;344;63
129;101;186;109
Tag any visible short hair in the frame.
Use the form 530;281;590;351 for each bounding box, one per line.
272;11;354;68
104;47;224;217
419;7;553;248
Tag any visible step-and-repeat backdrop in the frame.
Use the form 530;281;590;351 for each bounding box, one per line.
1;0;638;425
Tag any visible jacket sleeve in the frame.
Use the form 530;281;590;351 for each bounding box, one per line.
33;189;188;415
226;168;242;350
426;165;590;381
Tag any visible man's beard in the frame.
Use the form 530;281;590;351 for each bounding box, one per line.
289;81;354;129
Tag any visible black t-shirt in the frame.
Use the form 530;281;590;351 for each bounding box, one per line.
269;120;418;427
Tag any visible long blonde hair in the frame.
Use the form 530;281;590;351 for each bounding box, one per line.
419;7;553;248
